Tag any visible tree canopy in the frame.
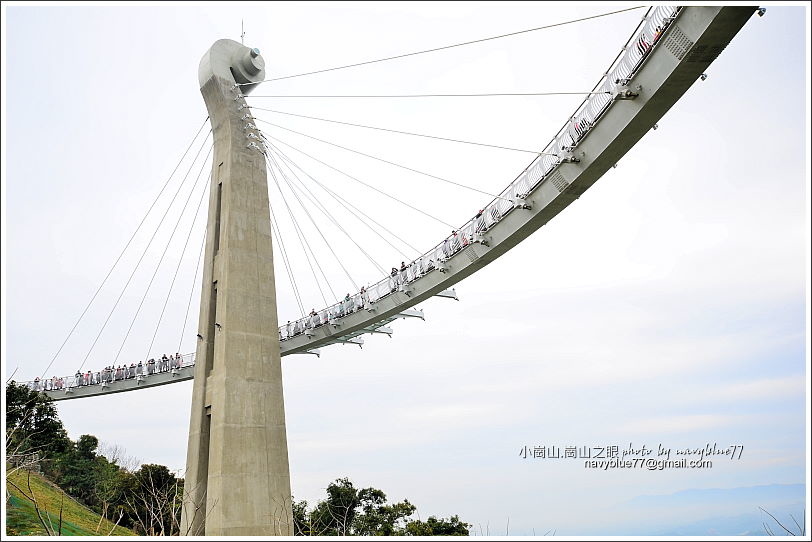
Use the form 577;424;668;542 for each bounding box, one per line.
294;477;469;536
6;382;469;536
6;380;71;459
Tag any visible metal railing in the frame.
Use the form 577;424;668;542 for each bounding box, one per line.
278;6;681;342
26;352;196;393
16;8;686;396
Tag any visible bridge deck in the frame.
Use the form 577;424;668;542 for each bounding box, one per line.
32;5;757;401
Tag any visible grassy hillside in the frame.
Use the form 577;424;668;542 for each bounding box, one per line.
5;468;135;536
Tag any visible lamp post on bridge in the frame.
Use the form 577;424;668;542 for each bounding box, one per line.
180;39;292;536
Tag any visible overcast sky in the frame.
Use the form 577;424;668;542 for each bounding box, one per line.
2;2;810;536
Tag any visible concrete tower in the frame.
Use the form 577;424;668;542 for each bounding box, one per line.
180;39;292;536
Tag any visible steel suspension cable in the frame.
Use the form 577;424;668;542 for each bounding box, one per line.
248;91;612;98
265;133;456;229
265;139;418;260
178;232;207;353
144;176;211;361
76;132;213;373
269;146;388;276
37;117;209;380
270;208;306;318
266;152;360;292
248;107;547;155
112;145;214;367
254;118;512;201
266;155;335;306
237;6;645;85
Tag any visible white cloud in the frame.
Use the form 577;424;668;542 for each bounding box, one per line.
707;376;806;403
615;414;741;434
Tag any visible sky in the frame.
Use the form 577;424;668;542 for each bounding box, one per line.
2;1;810;536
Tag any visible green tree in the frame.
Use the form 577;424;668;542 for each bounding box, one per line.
308;478;360;535
5;381;70;463
125;464;183;535
353;487;416;535
4;381;188;534
292;497;312;535
52;434;101;505
91;457;125;532
293;478;470;536
404;515;470;536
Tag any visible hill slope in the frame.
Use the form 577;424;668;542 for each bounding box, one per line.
6;468;135;536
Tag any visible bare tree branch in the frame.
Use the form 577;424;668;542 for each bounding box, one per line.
790;512;804;536
760;506;797;536
106;510;125;536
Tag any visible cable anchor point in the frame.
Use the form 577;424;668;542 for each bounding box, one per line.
612;81;639;100
558;150;581;164
510;196;532;209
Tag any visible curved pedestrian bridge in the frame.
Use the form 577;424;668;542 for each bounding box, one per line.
29;5;758;401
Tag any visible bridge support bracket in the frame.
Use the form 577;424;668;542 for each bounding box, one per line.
397;308;425;321
337;337;364;348
558;150;581;164
434;288;459;301
473;232;489;246
612;82;640;100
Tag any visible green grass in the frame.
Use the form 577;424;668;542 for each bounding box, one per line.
5;468;135;536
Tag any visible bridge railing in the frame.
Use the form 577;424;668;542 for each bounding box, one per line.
279;6;681;342
26;352;196;393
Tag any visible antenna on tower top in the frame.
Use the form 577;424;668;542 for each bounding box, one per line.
241;19;245;44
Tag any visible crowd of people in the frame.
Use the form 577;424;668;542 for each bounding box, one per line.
34;14;676;383
636;25;665;56
571;24;667;146
281;207;497;341
31;353;188;392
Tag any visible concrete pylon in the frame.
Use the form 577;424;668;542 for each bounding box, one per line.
180;39;292;536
